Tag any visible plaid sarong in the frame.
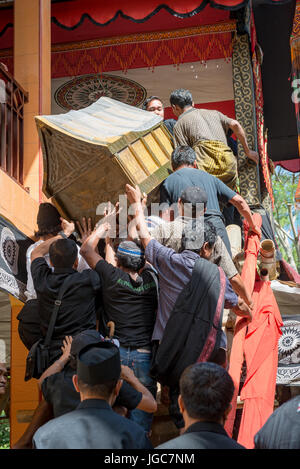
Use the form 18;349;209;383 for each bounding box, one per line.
193;139;238;190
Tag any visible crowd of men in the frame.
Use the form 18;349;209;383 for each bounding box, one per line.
12;89;299;450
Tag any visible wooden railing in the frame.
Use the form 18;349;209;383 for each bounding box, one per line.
0;63;28;186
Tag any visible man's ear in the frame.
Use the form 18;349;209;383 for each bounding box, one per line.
193;161;198;169
223;403;232;423
192;101;195;107
178;394;185;415
72;374;80;393
177;199;183;216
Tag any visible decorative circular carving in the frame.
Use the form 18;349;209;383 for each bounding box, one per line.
54;74;147;111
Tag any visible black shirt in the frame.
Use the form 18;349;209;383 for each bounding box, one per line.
42;365;142;418
254;396;300;449
156;421;245;449
160;167;236;214
31;257;100;343
95;260;157;348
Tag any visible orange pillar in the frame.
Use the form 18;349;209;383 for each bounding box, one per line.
10;296;40;446
10;0;51;447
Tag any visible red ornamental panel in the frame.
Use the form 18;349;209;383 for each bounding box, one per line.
250;12;275;207
50;1;294;29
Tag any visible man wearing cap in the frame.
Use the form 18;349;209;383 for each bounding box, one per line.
22;219;101;367
126;184;251;429
32;341;152;449
254;395;300;449
80;223;158;433
17;203;90;351
126;183;252;344
152;185;253;308
13;331;157;449
142;95;177;135
39;331;157;418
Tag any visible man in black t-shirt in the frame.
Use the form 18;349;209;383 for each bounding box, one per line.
12;331;157;449
80;224;158;434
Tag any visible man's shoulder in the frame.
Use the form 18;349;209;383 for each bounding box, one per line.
34;407;77;437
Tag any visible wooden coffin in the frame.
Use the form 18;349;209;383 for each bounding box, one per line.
35;97;173;223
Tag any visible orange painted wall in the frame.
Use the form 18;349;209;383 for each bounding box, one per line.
10;296;40;445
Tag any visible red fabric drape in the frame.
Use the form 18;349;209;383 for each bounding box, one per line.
224;214;283;448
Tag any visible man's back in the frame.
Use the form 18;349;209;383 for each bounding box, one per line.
160;167;236;213
31;258;100;356
33;398;152;449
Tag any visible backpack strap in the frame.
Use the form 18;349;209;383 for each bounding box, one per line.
44;276;73;347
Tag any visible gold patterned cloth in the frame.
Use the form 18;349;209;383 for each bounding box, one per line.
193;139;238;190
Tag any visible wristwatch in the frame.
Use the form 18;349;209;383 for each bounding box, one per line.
59;231;68;239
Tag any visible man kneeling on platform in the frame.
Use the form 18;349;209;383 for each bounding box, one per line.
33;341;152;449
170;88;259;190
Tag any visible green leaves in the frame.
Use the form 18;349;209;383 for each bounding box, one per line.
0;418;9;449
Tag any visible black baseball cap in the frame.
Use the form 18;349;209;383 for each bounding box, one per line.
180;186;208;207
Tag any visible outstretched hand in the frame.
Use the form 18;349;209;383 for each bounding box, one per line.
246;149;259;165
249;224;261;239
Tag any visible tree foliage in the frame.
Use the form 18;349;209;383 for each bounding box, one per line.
272;167;300;272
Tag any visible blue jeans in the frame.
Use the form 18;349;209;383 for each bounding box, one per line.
119;346;157;433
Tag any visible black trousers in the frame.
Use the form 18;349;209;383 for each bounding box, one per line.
168;348;227;429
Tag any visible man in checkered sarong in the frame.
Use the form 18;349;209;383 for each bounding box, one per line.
169;88;259;191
